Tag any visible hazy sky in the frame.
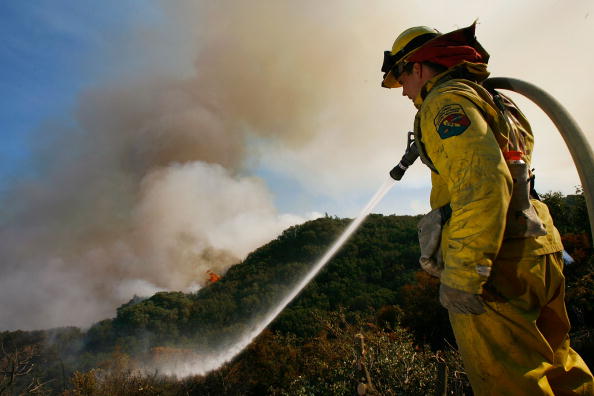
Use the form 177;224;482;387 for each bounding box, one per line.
1;0;592;330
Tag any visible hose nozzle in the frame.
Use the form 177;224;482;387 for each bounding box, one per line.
389;132;419;180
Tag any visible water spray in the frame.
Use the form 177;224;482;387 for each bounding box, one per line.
160;176;403;376
157;133;420;376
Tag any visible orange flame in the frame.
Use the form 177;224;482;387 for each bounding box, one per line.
206;270;221;284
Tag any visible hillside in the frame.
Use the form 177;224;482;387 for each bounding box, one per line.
84;213;422;354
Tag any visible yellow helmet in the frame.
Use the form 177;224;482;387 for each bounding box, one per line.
381;26;440;88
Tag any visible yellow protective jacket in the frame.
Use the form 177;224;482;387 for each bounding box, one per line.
414;67;563;294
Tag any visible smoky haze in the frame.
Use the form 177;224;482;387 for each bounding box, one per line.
0;1;359;330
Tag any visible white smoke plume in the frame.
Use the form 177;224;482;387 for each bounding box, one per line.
1;1;364;330
0;157;308;329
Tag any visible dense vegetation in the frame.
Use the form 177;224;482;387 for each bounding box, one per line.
79;213;422;355
0;190;592;395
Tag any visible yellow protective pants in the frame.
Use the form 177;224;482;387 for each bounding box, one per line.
449;252;594;395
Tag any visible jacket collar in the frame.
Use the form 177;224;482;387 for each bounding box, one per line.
413;70;451;109
413;61;490;109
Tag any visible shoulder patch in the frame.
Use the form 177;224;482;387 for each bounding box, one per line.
433;104;471;139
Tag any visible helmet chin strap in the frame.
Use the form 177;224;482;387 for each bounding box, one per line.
484;77;594;244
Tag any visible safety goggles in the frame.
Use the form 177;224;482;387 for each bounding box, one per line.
381;51;397;74
382;51;408;81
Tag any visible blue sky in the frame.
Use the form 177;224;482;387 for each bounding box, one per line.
1;3;100;180
0;2;160;183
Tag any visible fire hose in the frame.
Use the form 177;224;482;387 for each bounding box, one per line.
483;77;594;244
390;77;594;244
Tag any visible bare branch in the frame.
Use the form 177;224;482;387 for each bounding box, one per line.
0;342;41;395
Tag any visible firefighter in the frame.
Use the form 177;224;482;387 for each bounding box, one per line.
381;23;594;395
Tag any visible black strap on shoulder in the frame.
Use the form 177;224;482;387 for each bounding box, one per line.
529;171;541;201
439;204;452;225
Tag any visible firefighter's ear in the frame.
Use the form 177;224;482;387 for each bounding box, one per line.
412;62;422;77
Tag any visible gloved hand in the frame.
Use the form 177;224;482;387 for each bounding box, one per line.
439;283;486;315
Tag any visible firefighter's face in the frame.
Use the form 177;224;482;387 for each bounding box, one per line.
397;63;424;102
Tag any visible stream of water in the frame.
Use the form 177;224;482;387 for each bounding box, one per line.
161;177;397;376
